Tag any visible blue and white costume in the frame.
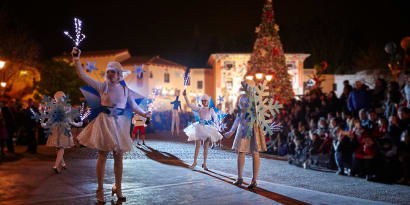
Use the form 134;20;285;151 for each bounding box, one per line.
183;94;223;142
74;60;146;152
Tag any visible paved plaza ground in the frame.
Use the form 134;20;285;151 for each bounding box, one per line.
0;132;409;205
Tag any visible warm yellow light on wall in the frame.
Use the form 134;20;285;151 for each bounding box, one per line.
0;82;6;87
20;70;28;75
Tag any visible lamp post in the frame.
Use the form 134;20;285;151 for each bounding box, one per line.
245;68;274;83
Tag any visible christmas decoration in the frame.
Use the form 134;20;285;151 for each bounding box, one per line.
64;18;86;47
85;61;98;73
132;64;145;79
217;96;224;104
247;0;294;102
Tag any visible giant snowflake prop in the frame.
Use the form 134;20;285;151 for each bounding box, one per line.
243;81;283;137
31;95;80;137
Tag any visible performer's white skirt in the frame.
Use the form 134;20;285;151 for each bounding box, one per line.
184;122;223;142
77;113;133;152
46;126;74;149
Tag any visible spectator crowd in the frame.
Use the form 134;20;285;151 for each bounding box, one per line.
265;73;410;185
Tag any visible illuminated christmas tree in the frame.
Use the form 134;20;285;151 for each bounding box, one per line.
247;0;294;102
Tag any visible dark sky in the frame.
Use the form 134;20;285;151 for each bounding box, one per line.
1;0;409;67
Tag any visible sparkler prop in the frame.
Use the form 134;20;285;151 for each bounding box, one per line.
64;18;86;57
79;102;91;121
80;109;91;121
269;121;283;132
30;108;41;121
183;67;191;87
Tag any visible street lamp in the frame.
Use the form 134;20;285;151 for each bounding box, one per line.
245;68;272;82
265;71;274;82
0;60;5;70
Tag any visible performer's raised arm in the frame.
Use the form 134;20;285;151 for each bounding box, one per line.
71;47;104;92
127;89;150;118
182;89;199;112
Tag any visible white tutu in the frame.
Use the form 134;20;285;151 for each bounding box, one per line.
77;113;133;152
46;126;74;148
184;122;223;142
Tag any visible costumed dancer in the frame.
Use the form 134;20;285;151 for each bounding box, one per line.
132;113;146;145
170;95;182;136
43;91;83;173
182;90;223;170
72;48;150;203
224;94;266;190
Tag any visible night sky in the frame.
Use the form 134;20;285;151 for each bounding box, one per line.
1;0;409;68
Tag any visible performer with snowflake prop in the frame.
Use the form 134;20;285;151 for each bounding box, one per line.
182;89;223;170
32;91;82;174
224;81;282;191
71;47;150;203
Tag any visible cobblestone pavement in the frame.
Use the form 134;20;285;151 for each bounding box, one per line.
0;131;409;204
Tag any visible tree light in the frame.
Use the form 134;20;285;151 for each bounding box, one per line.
0;82;6;87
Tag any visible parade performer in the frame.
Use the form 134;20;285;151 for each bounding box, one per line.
72;47;150;203
44;91;83;173
224;95;266;191
31;91;82;174
182;90;223;170
170;95;182;136
132;113;147;145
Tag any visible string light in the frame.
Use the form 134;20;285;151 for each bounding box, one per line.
64;18;86;47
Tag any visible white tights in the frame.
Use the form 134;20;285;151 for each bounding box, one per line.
96;151;123;191
237;151;260;183
192;139;210;166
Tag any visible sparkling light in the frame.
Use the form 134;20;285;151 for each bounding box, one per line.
0;82;6;87
64;18;86;47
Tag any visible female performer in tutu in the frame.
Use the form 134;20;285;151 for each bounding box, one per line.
182;90;223;170
43;91;83;174
72;48;150;203
224;95;266;190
